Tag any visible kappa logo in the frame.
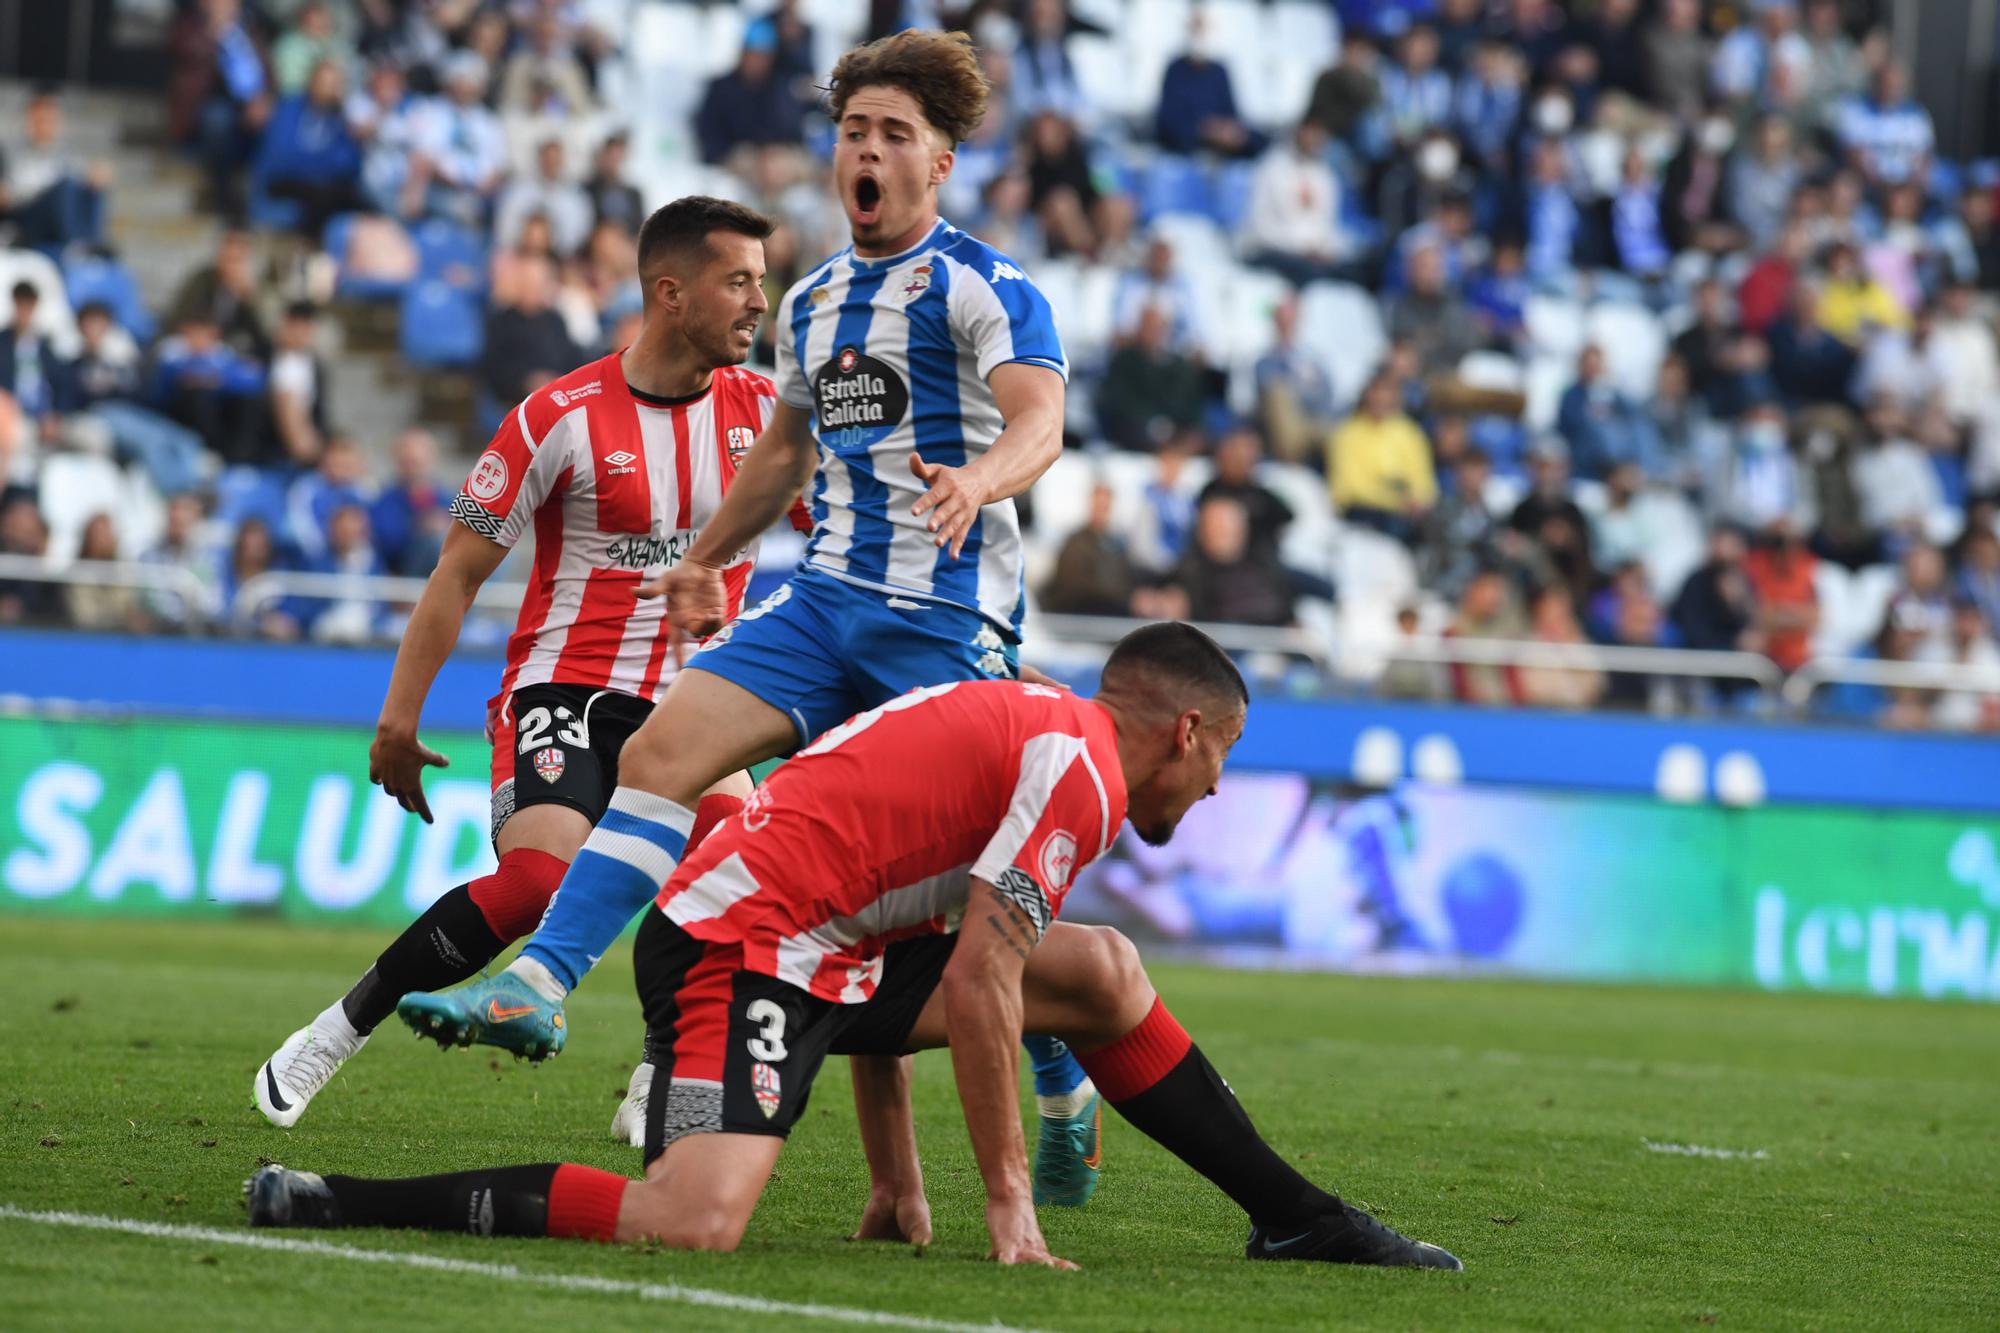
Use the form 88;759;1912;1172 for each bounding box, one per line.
973;623;1005;652
990;261;1027;282
1038;829;1079;893
751;1061;782;1119
549;381;602;408
726;426;755;463
533;746;566;784
466;450;509;503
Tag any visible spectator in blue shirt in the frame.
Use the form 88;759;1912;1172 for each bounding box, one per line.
257;59;364;237
1255;295;1338;467
1379;24;1454;149
1557;345;1665;481
370;428;449;576
1516;138;1582;289
1837;62;1935;194
695;27;805;167
1768;281;1857;407
1155;13;1263;158
285;434;376;564
1608;147;1671;283
174;0;273;219
72;301;210;497
288;501;385;642
153;311;268;465
1336;0;1439;41
1465;236;1531;350
1454;40;1526;176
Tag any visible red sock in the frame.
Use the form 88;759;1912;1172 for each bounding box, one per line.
546;1164;627;1241
466;847;570;941
688;793;745;850
1075;997;1193;1103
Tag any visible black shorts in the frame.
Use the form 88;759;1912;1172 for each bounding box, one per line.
632;910;957;1165
489;682;654;844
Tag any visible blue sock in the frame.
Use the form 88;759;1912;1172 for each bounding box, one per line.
518;787;692;991
1023;1034;1088;1100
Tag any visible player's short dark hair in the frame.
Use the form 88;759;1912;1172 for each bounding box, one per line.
1102;622;1249;712
10;281;38;304
636;195;774;277
826;29;989;146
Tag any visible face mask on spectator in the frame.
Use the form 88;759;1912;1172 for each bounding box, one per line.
1534;95;1573;136
1700;118;1736;154
1744;422;1786;453
1418;139;1460;181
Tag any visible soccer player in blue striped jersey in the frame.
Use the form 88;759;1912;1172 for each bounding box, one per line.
400;30;1106;1211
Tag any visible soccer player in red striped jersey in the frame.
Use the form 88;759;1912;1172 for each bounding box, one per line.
250;624;1462;1272
254;197;807;1134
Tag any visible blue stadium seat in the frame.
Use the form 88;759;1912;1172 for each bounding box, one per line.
1140;155;1212;224
213;465;292;532
62;251;154;342
323;212;410;301
400;279;484;367
245;170;305;231
412;218;488;292
1211;159;1257;232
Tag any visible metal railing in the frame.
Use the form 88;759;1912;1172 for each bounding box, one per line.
1026;612;1336;673
230;571;529;623
1380;636;1788;706
9;562;2000;721
1782;656;2000;711
0;553;217;619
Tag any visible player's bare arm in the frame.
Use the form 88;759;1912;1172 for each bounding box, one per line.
642;400;817;634
370;520;509;823
944;878;1075;1270
847;1053;933;1246
910;361;1064;560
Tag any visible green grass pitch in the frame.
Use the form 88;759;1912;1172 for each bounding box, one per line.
2;915;1995;1331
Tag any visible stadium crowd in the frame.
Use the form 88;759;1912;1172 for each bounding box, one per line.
1;0;1998;730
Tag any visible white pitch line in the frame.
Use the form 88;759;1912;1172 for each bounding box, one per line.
1641;1140;1770;1162
0;1205;1047;1333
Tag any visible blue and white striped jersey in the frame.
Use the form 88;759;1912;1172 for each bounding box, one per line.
773;218;1067;636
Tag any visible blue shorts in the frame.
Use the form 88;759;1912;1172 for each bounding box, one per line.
686;567;1019;748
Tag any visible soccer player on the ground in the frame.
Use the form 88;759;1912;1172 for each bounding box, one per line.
254;196;805;1139
397;29;1106;1203
250;624;1463;1272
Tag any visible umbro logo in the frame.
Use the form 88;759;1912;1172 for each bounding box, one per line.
990;261;1026;282
604;451;636;467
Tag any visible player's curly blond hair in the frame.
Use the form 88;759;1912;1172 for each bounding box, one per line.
825;29;990;147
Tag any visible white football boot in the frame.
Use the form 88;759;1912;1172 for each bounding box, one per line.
254;1005;368;1128
610;1060;654;1147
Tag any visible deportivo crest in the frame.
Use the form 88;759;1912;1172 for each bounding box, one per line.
727;426;755;463
899;264;932;302
752;1061;782;1119
1039;829;1079;893
532;747;566;784
467;450;509;503
808;286;830;306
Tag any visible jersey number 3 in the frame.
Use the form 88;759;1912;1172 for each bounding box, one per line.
745;998;788;1062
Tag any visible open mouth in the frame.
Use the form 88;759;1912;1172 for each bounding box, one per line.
852;173;882;224
732;316;759;342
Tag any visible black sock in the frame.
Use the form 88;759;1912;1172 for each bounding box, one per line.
323;1164;560;1235
1112;1045;1339;1231
341;884;506;1033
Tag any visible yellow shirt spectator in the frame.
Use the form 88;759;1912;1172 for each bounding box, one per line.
1328;380;1438;518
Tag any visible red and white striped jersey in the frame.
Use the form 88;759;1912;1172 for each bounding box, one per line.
450;353;803;705
657;680;1129;1003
